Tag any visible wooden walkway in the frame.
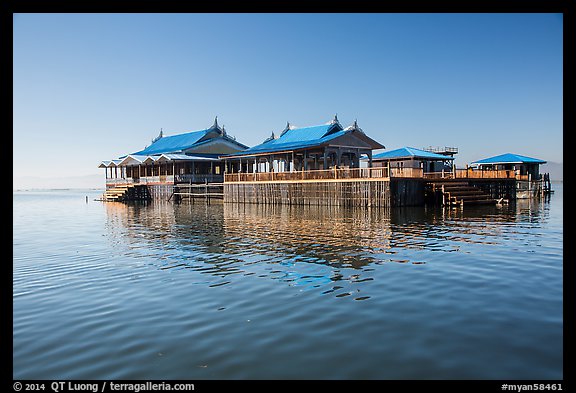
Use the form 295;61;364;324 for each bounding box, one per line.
96;184;151;202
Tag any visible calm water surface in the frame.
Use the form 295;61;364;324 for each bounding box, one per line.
13;186;563;379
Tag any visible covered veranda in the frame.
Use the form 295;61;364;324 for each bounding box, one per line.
99;153;224;186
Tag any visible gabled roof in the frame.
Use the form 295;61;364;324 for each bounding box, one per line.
132;128;212;155
243;124;345;155
130;118;247;156
99;159;123;167
372;147;454;161
223;117;383;157
265;124;338;145
118;154;150;166
98;160;113;168
99;153;221;168
471;153;546;165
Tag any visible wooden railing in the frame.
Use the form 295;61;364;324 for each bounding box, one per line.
224;167;390;182
390;167;424;178
104;168;529;185
223;166;532;183
454;169;516;179
106;175;176;185
106;178;130;185
175;174;223;184
422;171;453;179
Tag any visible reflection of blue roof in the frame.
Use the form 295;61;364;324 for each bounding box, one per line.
471;153;546;165
132;129;210;155
227;123;345;156
372;147;454;160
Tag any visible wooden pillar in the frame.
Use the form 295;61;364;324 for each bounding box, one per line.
368;151;373;168
323;148;328;170
304;151;308;171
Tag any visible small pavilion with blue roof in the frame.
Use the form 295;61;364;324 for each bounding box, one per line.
470;153;546;180
371;146;455;174
220;115;384;173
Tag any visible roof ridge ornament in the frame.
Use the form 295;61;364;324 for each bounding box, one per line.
151;128;163;144
332;114;339;124
212;116;219;130
263;131;277;143
354;119;364;133
280;121;291;137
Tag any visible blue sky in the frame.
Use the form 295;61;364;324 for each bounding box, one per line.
13;13;563;182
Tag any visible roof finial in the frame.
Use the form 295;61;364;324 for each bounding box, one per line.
222;125;226;136
151;128;163;143
352;119;365;133
332;113;339;124
263;130;276;143
213;116;219;129
280;121;291;137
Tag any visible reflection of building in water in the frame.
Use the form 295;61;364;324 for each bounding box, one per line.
105;200;177;237
223;203;404;267
103;197;551;298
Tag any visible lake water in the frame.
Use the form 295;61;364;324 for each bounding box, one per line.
13;185;563;380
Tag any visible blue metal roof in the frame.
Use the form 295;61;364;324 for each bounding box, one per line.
471;153;546;165
225;123;344;156
132;129;211;155
266;124;336;145
160;153;219;161
372;147;454;160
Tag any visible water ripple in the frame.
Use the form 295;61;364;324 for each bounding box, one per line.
13;188;563;379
